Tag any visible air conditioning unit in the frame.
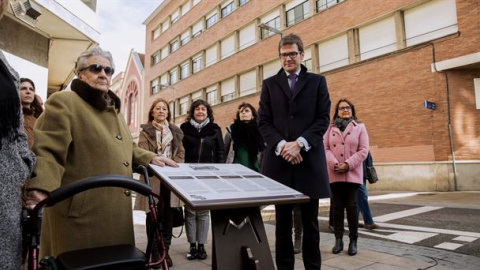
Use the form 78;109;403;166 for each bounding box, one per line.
9;0;41;27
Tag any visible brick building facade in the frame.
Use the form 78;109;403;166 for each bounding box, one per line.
143;0;480;191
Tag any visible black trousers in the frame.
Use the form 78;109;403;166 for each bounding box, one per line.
275;199;321;270
330;182;360;240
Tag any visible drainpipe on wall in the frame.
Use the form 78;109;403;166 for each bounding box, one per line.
442;72;459;191
430;43;458;191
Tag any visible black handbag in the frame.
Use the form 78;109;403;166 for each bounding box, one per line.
366;166;378;184
172;207;184;227
171;207;184;238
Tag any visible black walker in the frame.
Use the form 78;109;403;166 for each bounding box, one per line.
26;165;169;270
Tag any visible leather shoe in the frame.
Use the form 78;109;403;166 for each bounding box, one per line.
348;239;357;256
293;239;301;254
365;223;379;230
197;245;207;260
332;238;343;254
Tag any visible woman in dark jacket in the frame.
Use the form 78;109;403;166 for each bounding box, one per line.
224;102;265;172
134;98;185;268
180;99;225;260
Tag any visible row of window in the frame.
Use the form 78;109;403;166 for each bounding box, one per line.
156;0;459;117
151;0;343;67
151;0;250;66
152;0;249;41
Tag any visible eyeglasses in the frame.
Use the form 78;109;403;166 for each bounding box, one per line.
338;106;352;111
80;64;115;76
279;51;300;59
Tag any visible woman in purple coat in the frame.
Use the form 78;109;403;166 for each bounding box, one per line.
324;98;369;256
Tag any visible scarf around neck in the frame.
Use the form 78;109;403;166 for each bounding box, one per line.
152;120;173;156
334;117;354;132
230;119;265;162
190;117;210;131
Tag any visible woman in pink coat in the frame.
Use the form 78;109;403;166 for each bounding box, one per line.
324;98;369;256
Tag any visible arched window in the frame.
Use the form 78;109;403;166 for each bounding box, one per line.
128;93;135;125
126;81;138;127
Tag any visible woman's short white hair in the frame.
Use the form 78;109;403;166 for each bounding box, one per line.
75;46;115;75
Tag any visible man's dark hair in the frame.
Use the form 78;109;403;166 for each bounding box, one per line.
278;33;304;53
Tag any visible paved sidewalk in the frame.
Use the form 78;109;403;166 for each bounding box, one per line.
134;210;480;270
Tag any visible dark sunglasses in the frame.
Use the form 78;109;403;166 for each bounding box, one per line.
80;64;114;76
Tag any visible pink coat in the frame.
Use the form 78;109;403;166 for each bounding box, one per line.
324;121;369;185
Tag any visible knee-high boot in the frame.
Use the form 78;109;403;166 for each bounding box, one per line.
332;237;344;254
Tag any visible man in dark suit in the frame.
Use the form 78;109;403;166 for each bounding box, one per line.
258;34;331;270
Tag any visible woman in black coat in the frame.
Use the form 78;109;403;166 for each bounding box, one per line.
180;99;225;260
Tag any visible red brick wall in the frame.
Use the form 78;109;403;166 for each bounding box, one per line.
144;0;480;163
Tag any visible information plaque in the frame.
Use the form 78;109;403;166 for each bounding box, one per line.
149;163;309;210
149;163;309;270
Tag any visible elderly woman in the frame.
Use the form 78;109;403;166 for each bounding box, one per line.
324;98;369;256
134;98;185;268
24;46;177;258
0;51;36;270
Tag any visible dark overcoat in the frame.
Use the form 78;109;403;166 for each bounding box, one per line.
258;65;331;199
28;79;156;257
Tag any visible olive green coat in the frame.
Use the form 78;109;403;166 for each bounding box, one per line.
28;79;155;257
133;121;185;210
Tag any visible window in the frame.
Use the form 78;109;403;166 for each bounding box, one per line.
286;0;310;27
205;45;217;67
192;54;202;73
171;10;179;24
179;97;189;115
161;20;170;32
169;69;178;84
359;16;397;60
240;70;256;97
221;2;234;18
318;34;349;72
206;12;217;29
263;60;280;79
181;62;189;79
128;93;135;125
153;27;161;40
151;52;160;65
316;0;343;12
193;0;201;6
161;46;169;60
206;86;217;105
221;34;235;59
181;1;191;16
181;30;190;45
239;23;256;50
160;74;168;87
404;0;458;47
151;78;159;94
170;40;179;53
221;77;235;102
192;20;203;37
239;0;248;6
191;90;203;102
302;47;312;70
261;17;280;39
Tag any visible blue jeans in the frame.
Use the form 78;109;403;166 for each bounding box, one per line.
357;183;374;225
